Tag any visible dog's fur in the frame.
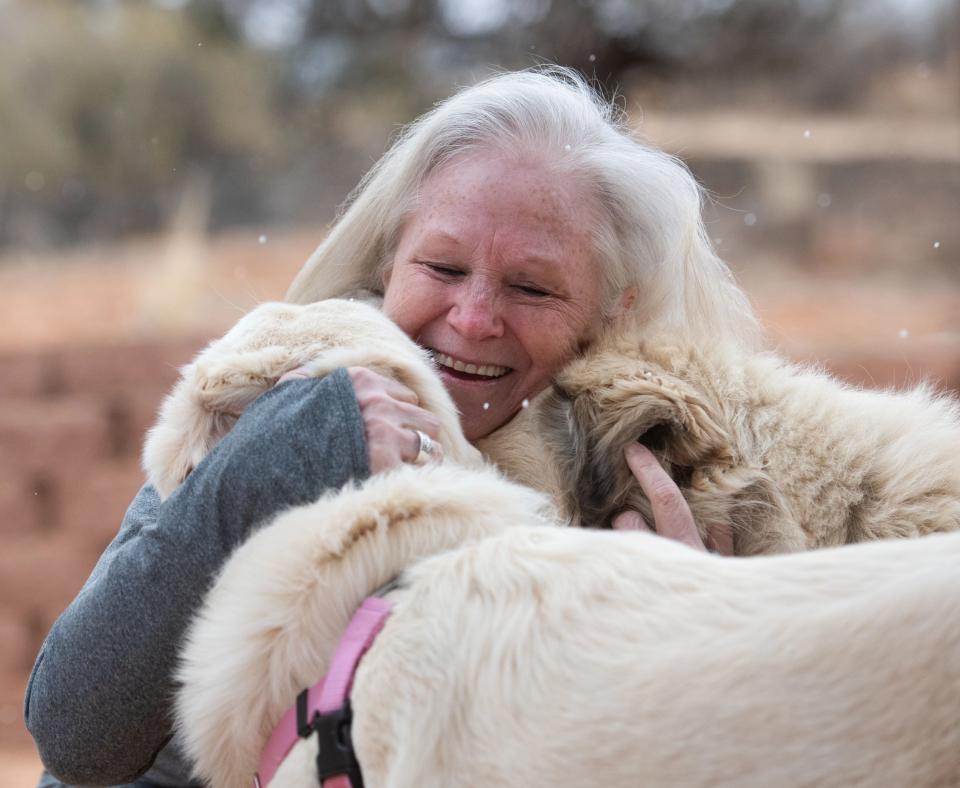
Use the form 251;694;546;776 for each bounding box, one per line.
149;299;960;785
175;462;960;787
174;462;555;787
142;298;482;499
481;320;960;554
145;300;960;553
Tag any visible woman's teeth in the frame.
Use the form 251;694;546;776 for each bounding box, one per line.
433;352;508;378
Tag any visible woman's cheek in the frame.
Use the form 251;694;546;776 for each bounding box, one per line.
386;275;440;332
527;309;587;363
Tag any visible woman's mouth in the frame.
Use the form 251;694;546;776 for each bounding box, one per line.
430;350;512;381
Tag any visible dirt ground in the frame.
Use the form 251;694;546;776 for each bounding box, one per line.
0;227;956;786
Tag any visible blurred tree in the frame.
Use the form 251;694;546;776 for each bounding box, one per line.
0;0;954;251
0;0;281;246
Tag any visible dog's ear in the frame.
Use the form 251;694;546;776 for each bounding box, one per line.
563;364;733;469
548;360;734;527
143;346;299;499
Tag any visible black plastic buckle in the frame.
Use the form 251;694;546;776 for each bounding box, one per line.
296;691;364;787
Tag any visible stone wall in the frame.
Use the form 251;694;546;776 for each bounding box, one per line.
0;338;203;750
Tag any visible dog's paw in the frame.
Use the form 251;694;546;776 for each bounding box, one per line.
193;347;296;415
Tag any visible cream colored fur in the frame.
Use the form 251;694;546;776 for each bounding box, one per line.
482;321;960;554
175;463;554;787
144;300;960;554
158;301;960;785
176;462;960;787
142;298;482;499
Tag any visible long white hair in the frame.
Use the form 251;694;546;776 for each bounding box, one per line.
286;67;762;349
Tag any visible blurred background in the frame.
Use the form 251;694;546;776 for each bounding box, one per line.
0;0;957;782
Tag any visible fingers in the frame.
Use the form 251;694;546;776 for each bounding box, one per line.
270;364;449;474
391;399;442;440
363;406;442;474
348;366;420;406
347;366;445;475
624;443;706;551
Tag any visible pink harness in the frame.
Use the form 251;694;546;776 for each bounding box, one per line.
254;596;393;788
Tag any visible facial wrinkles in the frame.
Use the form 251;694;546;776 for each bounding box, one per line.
454;258;576;356
383;149;605;438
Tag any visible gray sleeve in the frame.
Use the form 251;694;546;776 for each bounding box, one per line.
24;369;369;786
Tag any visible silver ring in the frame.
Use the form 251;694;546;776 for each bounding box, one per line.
413;429;434;464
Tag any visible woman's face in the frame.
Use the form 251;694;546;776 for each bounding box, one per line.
382;149;604;440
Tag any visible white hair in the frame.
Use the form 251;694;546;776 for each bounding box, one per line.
286;67;762;349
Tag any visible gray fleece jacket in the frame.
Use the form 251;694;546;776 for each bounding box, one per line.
25;370;369;787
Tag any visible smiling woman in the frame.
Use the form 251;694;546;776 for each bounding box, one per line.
382;149;606;439
26;67;760;788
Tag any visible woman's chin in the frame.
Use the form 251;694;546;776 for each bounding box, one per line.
442;388;506;438
437;368;533;441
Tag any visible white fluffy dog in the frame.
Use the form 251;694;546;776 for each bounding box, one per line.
146;299;960;786
175;461;960;787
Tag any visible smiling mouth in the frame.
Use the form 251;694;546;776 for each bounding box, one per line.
429;350;512;380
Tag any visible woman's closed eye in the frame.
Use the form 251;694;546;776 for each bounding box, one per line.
422;261;465;278
514;283;552;298
419;260;552;298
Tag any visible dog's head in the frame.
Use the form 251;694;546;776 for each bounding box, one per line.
538;329;736;529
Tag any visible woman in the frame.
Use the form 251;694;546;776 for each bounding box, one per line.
26;68;751;786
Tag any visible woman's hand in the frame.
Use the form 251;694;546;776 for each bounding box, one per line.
612;443;734;555
279;366;444;475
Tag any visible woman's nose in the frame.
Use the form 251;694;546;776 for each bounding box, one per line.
447;284;504;340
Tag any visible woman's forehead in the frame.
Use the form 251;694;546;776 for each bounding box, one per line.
407;154;596;254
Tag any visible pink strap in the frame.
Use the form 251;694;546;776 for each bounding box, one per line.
256;596;393;788
317;596;392;714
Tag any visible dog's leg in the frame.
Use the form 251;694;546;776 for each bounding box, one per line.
142;347;300;499
175;463;551;788
193;347;300;415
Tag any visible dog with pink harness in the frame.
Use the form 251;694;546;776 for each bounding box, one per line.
176;462;960;788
